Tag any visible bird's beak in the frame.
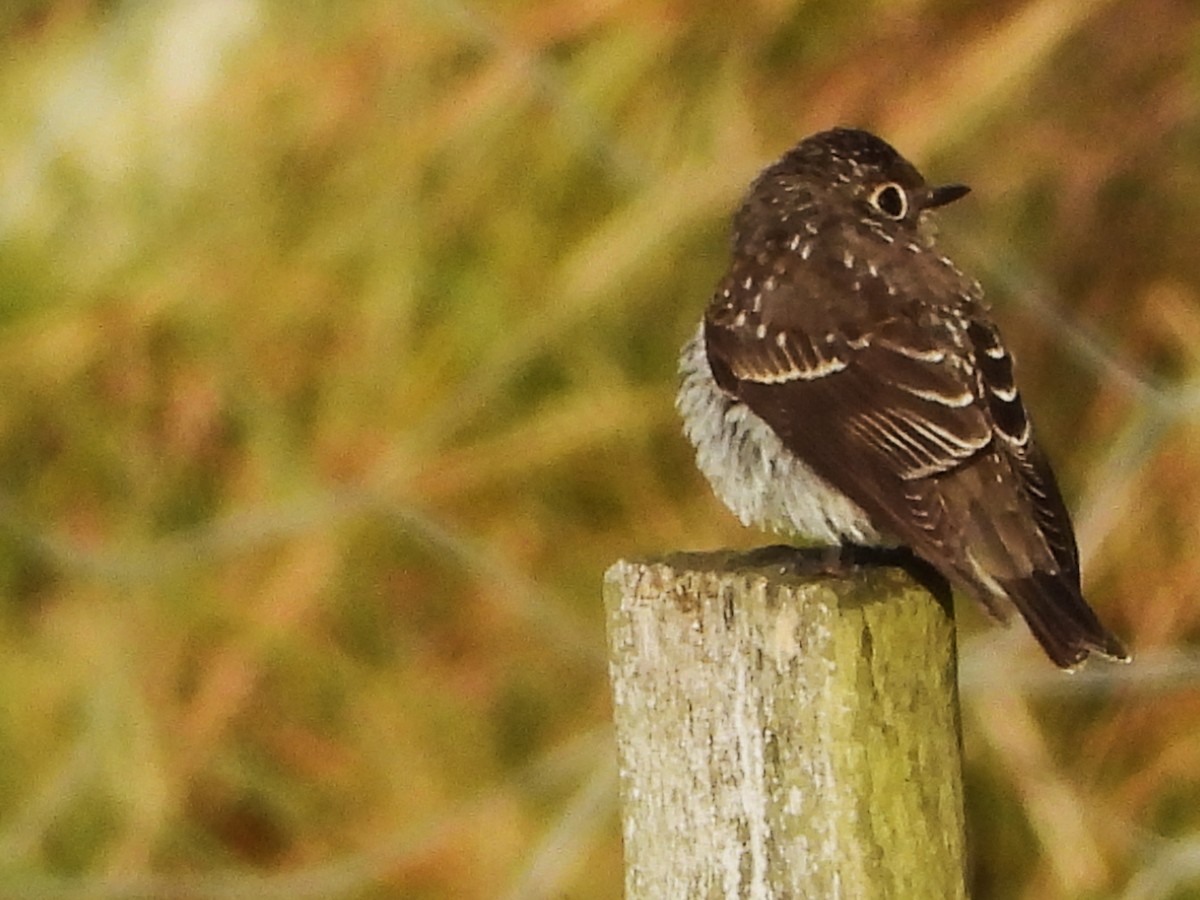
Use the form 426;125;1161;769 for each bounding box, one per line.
923;183;971;209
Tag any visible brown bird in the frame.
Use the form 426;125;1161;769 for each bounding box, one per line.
677;127;1128;668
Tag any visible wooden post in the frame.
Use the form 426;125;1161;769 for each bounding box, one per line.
604;548;967;899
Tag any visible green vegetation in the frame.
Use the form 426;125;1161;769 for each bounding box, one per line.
1;1;1198;897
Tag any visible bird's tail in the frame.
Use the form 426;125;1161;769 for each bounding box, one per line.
997;571;1129;670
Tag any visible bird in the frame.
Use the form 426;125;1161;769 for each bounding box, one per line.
677;127;1129;669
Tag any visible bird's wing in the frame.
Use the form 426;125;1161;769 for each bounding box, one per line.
705;287;997;511
705;277;1127;667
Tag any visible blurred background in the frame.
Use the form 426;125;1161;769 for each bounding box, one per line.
1;0;1199;897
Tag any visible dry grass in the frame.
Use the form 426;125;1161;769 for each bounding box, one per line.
1;0;1199;897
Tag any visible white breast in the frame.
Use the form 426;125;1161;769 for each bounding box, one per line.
677;325;883;546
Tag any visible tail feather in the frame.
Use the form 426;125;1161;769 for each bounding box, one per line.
999;572;1129;669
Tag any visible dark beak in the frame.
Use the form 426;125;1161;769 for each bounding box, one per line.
923;183;971;209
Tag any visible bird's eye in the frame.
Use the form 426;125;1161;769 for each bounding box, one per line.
869;183;907;219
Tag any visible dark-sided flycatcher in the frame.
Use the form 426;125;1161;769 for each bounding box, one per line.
678;128;1128;669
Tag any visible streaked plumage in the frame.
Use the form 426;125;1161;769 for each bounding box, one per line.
677;128;1128;668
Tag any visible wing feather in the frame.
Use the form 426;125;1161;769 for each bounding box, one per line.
707;311;993;484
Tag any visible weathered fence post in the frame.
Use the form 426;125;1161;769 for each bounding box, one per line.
604;548;967;899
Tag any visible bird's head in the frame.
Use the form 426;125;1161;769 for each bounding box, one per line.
740;128;969;241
